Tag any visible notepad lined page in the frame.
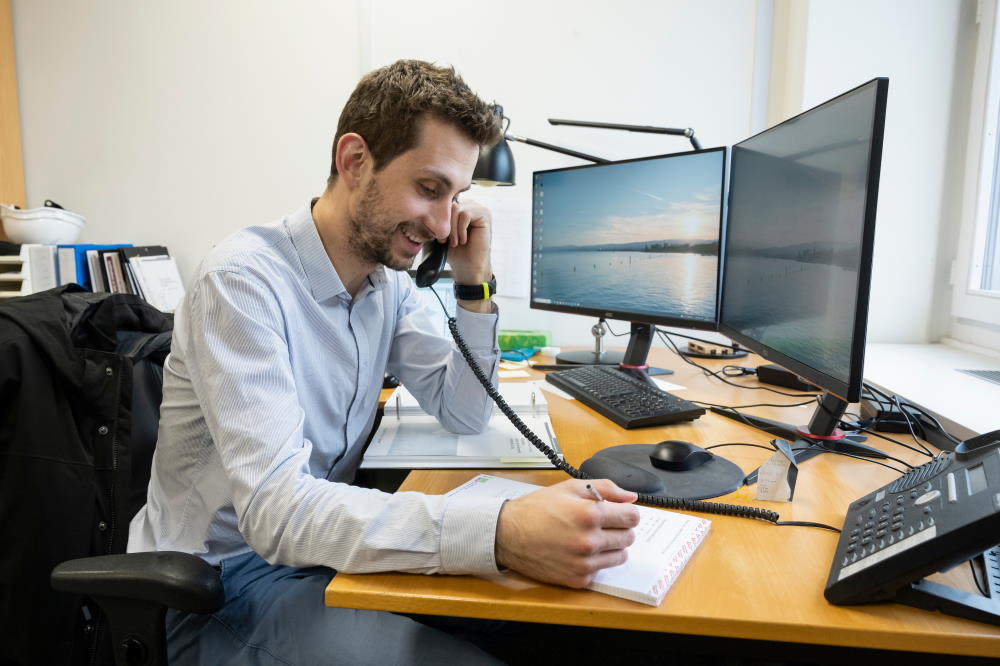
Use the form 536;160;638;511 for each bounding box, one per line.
587;504;710;606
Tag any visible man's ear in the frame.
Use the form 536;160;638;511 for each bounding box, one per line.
335;133;370;190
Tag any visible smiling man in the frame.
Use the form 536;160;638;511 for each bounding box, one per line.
129;60;639;665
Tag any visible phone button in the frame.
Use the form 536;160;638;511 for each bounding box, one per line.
914;489;941;506
946;472;957;503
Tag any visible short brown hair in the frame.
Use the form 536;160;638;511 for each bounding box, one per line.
328;60;501;187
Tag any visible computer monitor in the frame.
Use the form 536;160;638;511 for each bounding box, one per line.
717;77;889;467
531;147;727;368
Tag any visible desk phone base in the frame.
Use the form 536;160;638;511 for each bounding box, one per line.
824;430;1000;626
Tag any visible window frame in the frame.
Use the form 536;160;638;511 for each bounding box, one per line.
953;0;1000;327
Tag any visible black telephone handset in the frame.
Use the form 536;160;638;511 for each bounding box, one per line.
824;430;1000;625
415;242;448;288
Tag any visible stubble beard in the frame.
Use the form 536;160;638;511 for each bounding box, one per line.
346;179;421;272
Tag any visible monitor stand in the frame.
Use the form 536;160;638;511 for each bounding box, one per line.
555;320;673;375
711;393;889;484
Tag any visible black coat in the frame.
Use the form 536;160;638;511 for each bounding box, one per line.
0;286;172;666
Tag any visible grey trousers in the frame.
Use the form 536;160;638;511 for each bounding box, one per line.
165;551;504;666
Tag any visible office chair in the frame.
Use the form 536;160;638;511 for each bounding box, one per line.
51;551;222;666
50;316;223;666
0;287;222;666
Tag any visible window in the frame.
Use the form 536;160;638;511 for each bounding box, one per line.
953;0;1000;328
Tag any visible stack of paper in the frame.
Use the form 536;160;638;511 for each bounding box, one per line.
126;251;185;312
363;382;561;469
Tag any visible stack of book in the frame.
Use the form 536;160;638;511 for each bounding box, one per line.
0;241;186;312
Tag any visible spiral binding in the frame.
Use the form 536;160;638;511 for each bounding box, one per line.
447;317;780;525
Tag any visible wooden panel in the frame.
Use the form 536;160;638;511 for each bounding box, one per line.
326;348;1000;657
0;0;25;240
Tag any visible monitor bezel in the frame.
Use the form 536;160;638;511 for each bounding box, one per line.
529;146;728;332
718;77;889;403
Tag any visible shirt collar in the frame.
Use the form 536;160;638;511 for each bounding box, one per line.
286;202;389;303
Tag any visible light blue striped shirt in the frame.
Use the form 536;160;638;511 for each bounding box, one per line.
128;203;506;575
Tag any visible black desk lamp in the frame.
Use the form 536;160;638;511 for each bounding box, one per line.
548;118;702;151
473;104;612;186
472;104;704;186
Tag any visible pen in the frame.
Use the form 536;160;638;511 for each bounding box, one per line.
585;483;605;502
395;394;401;420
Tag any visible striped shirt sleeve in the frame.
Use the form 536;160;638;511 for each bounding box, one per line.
183;268;506;574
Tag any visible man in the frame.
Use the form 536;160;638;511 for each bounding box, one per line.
129;59;640;665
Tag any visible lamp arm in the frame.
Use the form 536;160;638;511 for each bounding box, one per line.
548;118;702;151
505;132;609;164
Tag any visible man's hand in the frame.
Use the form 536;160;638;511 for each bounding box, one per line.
494;479;640;588
444;199;492;286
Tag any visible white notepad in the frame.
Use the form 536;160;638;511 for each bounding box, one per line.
446;474;711;606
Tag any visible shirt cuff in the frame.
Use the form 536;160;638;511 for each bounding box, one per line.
454;303;499;353
439;494;507;575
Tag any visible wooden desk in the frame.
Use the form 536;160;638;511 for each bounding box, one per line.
328;349;1000;658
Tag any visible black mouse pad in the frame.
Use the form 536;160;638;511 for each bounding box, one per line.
593;444;745;501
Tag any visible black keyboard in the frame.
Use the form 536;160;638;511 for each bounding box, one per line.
545;365;705;429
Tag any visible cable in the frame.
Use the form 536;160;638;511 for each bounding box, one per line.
789;445;909;475
431;287;845;531
597;318;630;337
891;394;931;455
693;398;818;410
971;559;989;597
897;399;963;446
704;442;776;453
776;520;840;532
861;382;962;448
852;426;935;459
652;326;744;352
655;329;820;398
710;404;801;437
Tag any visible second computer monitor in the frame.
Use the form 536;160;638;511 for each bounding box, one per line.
531;147;727;330
719;78;888;403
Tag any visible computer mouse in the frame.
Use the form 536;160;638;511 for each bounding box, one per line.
580;456;664;494
649;440;715;472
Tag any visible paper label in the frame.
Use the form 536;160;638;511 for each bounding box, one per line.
755;439;798;502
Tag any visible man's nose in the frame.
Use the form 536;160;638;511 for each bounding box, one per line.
425;199;454;241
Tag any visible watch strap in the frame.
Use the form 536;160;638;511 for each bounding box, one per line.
453;276;497;300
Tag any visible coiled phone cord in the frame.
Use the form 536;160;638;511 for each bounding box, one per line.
446;317;782;525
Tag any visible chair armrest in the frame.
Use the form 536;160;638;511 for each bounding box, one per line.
51;551;224;614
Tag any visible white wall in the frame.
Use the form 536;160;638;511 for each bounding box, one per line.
12;0;363;281
796;0;964;344
11;0;759;348
10;0;973;349
363;0;760;345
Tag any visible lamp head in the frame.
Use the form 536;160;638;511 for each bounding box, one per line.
472;105;516;186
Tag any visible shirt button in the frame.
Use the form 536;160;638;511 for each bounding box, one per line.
98;521;108;531
105;366;113;376
98;425;109;436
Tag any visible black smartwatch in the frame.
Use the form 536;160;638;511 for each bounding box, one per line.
453;275;497;300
